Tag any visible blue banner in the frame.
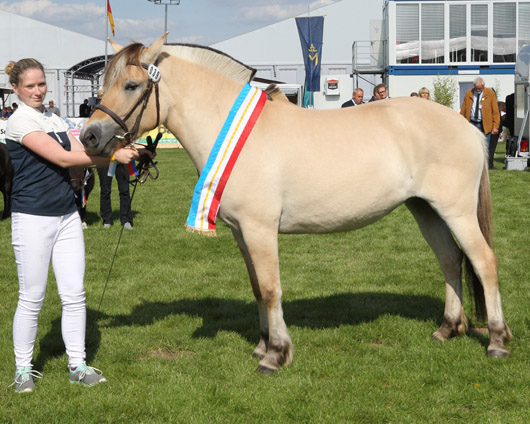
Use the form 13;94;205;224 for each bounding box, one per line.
295;16;324;93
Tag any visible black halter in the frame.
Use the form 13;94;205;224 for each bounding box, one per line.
94;61;161;146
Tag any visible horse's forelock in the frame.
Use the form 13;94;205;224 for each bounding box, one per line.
102;43;146;95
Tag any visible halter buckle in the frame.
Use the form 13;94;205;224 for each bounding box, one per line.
148;64;161;83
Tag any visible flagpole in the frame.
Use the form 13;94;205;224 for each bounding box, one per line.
105;0;109;66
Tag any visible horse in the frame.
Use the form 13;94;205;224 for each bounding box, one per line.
80;34;512;373
0;142;13;220
69;167;95;229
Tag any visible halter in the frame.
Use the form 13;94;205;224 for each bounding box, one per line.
94;61;161;146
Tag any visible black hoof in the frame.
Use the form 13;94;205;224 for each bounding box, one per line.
487;349;510;358
256;365;276;375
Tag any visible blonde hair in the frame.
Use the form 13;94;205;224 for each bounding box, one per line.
5;58;45;87
418;87;431;100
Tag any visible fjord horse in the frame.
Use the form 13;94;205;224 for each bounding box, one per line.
80;35;511;373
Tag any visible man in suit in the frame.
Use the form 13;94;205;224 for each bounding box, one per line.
341;88;364;108
460;77;500;149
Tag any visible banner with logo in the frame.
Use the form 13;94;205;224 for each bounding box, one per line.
295;16;324;93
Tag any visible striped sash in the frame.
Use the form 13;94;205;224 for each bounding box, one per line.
186;83;267;236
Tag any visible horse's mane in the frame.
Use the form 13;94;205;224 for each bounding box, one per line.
162;43;256;84
101;42;256;94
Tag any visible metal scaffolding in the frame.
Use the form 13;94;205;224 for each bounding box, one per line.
64;55;110;117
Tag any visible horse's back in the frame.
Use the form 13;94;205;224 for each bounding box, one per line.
221;97;486;233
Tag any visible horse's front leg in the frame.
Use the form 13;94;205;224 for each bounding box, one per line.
232;225;293;373
231;228;269;359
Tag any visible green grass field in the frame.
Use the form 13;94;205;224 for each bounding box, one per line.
0;145;528;423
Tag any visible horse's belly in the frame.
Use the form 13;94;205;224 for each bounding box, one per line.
277;192;405;234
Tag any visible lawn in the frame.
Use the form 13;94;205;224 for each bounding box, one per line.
0;144;528;423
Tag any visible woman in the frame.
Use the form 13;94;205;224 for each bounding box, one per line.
418;87;431;100
5;58;146;393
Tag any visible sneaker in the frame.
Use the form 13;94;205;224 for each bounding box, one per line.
9;367;43;393
123;222;133;230
103;223;112;229
69;363;107;387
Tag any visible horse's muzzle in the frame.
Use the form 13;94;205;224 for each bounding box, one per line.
80;122;117;156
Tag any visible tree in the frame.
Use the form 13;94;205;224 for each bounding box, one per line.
432;75;459;109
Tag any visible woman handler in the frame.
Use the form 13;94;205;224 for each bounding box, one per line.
5;58;145;393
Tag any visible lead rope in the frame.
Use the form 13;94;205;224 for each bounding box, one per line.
87;132;161;342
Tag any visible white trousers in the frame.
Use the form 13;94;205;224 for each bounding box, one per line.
12;212;86;369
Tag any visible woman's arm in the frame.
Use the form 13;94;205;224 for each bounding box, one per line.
22;130;140;168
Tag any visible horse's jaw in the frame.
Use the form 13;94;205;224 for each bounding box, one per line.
80;121;122;156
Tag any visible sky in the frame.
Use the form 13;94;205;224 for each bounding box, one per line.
0;0;343;47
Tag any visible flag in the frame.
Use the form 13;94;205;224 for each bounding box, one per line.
107;0;115;37
295;16;324;93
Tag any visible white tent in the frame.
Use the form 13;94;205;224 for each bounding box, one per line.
211;0;385;108
0;9;105;116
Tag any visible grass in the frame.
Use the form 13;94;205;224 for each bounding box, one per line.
0;143;528;423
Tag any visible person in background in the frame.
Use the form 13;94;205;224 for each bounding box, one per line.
1;107;9;119
369;84;388;102
12;102;18;112
410;92;419;97
79;99;90;118
487;101;506;170
341;88;364;108
45;100;60;116
97;164;133;230
459;77;500;149
418;87;431;100
4;57;151;393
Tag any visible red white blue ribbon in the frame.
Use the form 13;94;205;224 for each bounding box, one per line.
186;83;266;235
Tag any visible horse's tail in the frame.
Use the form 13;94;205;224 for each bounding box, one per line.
464;159;491;322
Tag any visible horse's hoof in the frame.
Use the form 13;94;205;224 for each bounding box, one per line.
432;332;446;342
487;348;510;358
252;351;265;360
256;365;276;375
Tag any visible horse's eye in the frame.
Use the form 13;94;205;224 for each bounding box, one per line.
124;82;139;91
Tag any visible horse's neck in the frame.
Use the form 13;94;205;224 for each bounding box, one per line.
161;57;247;171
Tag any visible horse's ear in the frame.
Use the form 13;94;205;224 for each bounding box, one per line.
109;38;124;53
143;32;168;64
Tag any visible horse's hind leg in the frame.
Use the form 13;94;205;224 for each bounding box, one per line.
444;215;511;357
231;226;293;373
406;198;468;340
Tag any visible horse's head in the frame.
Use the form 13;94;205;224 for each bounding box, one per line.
80;34;167;156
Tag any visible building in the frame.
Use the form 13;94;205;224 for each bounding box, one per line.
385;0;530;106
213;0;528;110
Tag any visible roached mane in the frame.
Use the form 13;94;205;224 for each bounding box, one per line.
101;42;256;95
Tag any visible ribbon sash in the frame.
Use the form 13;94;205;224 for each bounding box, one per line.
186;83;267;235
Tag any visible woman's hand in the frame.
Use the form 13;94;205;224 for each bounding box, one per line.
113;146;140;164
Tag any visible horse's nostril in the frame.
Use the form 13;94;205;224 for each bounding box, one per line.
80;126;100;149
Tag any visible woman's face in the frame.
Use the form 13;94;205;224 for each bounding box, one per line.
13;68;47;109
420;92;429;99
